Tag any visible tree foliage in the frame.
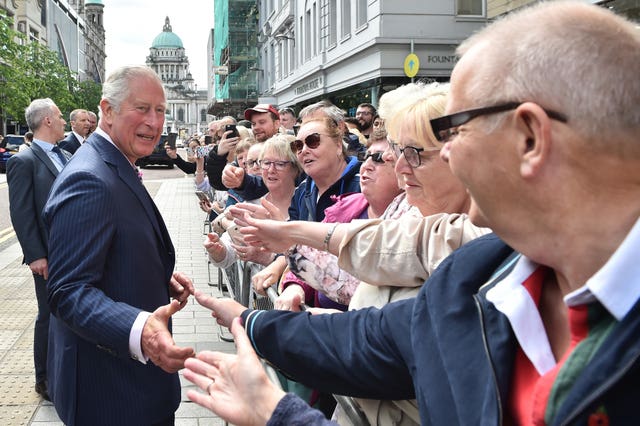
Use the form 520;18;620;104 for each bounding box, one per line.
0;13;102;134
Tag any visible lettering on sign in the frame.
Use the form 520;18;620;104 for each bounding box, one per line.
295;77;323;95
426;55;458;64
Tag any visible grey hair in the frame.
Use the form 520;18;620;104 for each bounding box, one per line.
69;108;87;122
101;65;165;113
457;1;640;148
260;133;303;177
299;100;345;124
25;98;57;131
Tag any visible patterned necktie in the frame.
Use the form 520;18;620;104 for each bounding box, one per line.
51;145;68;166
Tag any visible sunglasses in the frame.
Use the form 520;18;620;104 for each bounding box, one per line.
358;151;385;163
290;133;325;152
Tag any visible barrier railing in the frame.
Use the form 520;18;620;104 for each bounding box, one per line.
215;259;370;426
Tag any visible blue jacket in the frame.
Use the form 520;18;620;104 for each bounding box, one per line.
288;156;361;222
44;135;180;425
244;234;640;425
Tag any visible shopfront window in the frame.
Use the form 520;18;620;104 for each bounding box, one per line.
457;0;484;16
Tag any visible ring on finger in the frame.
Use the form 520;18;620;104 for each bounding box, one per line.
206;379;215;394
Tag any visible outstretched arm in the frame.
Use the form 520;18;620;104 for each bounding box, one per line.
183;318;286;425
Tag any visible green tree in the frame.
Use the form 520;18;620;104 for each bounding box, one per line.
0;14;30;134
0;12;103;134
72;80;103;116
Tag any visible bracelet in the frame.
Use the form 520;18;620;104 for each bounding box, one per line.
323;223;338;252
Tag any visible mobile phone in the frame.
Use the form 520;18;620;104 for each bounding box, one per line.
204;135;213;145
167;132;178;150
195;191;210;202
225;124;240;138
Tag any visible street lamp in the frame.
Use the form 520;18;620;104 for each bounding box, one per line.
274;34;295;45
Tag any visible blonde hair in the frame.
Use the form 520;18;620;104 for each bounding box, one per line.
385;82;450;149
260;134;303;177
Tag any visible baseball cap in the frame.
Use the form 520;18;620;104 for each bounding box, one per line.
244;104;280;120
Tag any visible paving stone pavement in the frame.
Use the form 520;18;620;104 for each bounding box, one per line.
0;177;235;425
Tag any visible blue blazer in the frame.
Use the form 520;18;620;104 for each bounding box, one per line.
58;132;82;154
7;143;66;264
43;133;179;425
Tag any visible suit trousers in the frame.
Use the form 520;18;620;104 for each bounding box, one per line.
33;273;50;383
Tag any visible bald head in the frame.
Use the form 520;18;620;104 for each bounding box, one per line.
455;1;640;149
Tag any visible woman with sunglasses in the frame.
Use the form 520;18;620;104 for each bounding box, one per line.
273;129;404;311
205;137;302;269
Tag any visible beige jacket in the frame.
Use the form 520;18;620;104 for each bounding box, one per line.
339;213;491;310
335;213;490;425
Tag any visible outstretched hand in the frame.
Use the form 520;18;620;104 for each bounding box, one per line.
232;212;295;254
195;291;246;329
183;318;286;426
141;300;195;373
168;272;194;308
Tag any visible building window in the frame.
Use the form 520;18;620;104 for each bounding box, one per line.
178;108;184;122
356;0;367;28
200;109;207;123
341;0;351;38
305;9;311;61
329;0;337;46
456;0;484;16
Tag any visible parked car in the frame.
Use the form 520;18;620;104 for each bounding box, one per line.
135;134;174;169
0;134;26;173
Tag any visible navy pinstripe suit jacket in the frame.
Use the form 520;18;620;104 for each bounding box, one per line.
43;134;179;425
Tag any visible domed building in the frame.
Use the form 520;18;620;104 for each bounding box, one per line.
146;17;208;136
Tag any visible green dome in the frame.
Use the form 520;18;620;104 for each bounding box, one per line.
151;17;183;49
85;0;104;5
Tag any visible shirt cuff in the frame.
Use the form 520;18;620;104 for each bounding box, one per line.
129;311;151;364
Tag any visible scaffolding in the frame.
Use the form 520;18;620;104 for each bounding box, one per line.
210;0;259;118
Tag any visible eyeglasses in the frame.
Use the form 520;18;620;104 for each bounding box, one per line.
356;111;373;117
245;159;260;168
388;139;440;168
260;160;291;171
290;133;324;152
360;151;385;164
430;101;568;142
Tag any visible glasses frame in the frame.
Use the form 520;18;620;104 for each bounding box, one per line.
291;132;324;153
259;160;291;171
360;151;386;164
245;159;260;169
430;102;568;142
387;139;440;169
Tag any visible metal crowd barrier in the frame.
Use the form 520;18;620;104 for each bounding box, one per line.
214;259;370;425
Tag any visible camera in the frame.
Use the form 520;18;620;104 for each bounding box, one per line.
225;124;240;138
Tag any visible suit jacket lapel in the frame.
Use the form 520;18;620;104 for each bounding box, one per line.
31;143;60;177
85;135;173;254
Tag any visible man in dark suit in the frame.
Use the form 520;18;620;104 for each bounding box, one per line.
7;98;69;401
43;65;195;426
58;108;91;154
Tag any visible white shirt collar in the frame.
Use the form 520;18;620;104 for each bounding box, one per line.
93;127;138;169
565;217;640;321
486;217;640;375
486;256;556;375
72;131;85;143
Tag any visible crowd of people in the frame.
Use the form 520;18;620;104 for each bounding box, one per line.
4;1;640;425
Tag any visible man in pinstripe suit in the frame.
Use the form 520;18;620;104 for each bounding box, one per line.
43;66;195;426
